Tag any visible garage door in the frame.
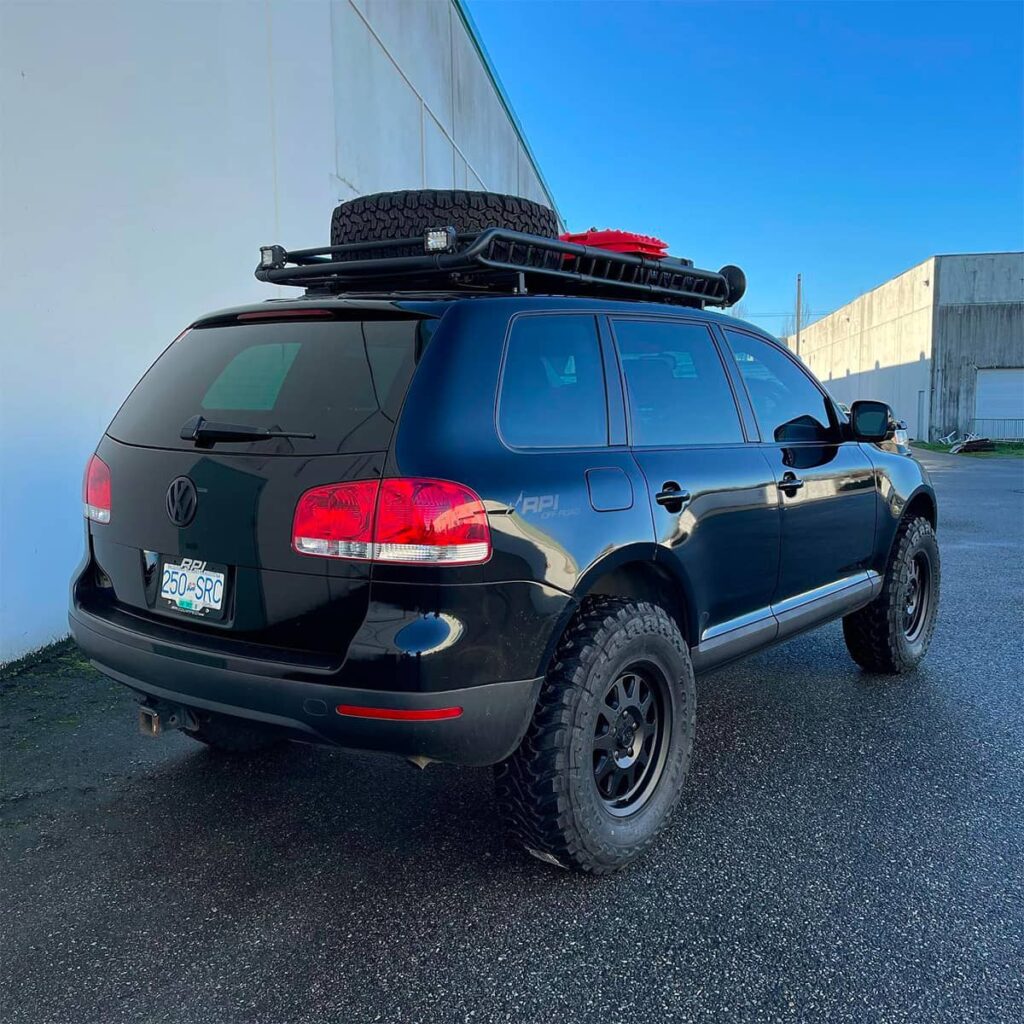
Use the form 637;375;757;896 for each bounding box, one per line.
974;368;1024;438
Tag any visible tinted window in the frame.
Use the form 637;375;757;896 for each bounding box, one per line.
499;315;607;447
202;342;301;411
724;331;836;443
613;319;743;446
108;318;432;455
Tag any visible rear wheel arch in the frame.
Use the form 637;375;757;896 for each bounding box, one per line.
576;555;695;648
533;554;695;679
496;595;696;872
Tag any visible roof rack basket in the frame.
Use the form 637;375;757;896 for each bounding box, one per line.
254;228;745;309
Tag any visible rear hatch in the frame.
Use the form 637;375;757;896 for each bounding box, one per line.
81;306;440;661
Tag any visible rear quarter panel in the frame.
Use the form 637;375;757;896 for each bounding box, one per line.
382;299;656;595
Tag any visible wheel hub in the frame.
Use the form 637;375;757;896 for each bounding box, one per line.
591;667;669;816
613;709;643;765
906;570;919;613
903;552;931;642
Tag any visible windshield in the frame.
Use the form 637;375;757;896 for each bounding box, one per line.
107;317;435;455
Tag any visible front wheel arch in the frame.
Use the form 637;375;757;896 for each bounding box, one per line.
904;488;937;530
845;513;940;674
875;485;937;576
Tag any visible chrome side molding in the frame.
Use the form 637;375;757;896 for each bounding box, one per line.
692;571;881;673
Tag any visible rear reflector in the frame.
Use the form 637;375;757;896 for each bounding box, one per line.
83;454;111;524
336;704;463;721
292;478;490;565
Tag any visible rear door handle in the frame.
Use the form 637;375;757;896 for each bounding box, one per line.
777;474;804;492
656;484;691;508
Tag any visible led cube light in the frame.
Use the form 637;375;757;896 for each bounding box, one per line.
424;227;456;253
259;245;286;270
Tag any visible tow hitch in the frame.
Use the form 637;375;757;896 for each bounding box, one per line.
138;702;198;737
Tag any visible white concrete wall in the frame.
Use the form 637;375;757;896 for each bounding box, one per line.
784;259;936;439
0;0;555;662
336;0;552;203
934;252;1024;306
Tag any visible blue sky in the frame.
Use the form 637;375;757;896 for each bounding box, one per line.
467;0;1024;334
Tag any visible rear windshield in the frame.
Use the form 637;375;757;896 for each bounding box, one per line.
108;318;435;455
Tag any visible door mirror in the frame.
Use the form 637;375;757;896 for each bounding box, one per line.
850;400;892;442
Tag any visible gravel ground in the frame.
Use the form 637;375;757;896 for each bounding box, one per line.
2;451;1022;1024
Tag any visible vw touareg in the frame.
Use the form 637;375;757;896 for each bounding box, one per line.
70;190;940;873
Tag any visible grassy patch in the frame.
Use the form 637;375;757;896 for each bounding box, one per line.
913;441;1024;459
0;638;100;685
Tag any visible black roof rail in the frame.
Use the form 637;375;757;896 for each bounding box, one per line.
254;228;746;309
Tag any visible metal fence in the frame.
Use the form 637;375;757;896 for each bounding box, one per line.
969;418;1024;440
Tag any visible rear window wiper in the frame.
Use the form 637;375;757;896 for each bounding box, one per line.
180;414;316;449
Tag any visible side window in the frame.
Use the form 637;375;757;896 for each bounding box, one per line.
724;330;837;443
613;319;743;447
499;314;608;448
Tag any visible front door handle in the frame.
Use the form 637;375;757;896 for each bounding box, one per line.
777;473;804;493
656;484;691;510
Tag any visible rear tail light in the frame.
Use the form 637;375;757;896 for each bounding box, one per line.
83;454;111;524
374;478;490;564
292;479;378;559
292;478;490;566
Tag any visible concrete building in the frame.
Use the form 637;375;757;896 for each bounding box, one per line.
0;0;558;662
785;253;1024;441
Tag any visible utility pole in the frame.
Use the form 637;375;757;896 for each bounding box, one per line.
795;273;802;357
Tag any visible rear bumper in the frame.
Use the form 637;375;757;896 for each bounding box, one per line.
69;606;542;766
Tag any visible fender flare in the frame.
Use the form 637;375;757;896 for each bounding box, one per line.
878;483;938;572
533;542;696;675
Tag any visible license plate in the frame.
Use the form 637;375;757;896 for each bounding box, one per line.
159;559;226;617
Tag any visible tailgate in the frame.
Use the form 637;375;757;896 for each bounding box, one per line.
78;312;436;657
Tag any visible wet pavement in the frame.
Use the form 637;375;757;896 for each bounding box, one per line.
2;451;1022;1024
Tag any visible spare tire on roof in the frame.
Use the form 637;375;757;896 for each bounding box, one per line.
329;189;559;256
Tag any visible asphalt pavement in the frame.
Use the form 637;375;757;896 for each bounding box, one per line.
2;450;1022;1024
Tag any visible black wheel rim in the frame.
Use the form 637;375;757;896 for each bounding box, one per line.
592;665;671;817
903;551;932;643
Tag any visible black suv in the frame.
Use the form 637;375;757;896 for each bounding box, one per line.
70;190;940;873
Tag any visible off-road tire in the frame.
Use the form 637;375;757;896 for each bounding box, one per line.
495;597;696;874
843;515;940;673
329;189;559;255
186;712;283;755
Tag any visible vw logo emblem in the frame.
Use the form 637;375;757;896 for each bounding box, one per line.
165;476;198;527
